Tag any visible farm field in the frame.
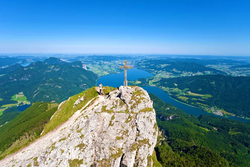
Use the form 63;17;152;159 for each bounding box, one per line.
0;92;30;116
11;92;30;104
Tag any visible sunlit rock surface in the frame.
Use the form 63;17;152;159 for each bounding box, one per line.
0;86;158;167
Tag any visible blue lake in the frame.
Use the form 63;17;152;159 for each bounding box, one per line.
98;68;250;123
21;63;31;67
17;104;31;111
97;68;153;87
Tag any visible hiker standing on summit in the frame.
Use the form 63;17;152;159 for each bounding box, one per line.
99;83;103;95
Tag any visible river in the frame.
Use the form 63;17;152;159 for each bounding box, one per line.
97;68;250;123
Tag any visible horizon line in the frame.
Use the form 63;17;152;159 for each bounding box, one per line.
1;53;250;57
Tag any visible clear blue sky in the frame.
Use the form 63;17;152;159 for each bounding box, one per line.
0;0;249;55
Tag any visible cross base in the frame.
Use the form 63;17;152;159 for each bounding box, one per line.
124;80;128;87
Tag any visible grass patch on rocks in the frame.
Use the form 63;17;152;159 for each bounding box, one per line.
101;106;113;114
68;159;83;167
110;148;123;159
139;107;153;113
103;86;116;95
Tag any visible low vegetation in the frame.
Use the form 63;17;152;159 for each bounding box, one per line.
68;159;83;167
139;107;153;113
103;86;116;95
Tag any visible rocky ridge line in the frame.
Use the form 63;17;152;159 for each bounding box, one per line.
0;86;158;167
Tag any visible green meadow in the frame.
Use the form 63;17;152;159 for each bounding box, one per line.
11;92;28;102
0;92;30;116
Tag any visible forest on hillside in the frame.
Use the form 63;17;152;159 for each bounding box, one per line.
0;102;57;159
0;58;98;106
157;75;250;117
150;93;250;167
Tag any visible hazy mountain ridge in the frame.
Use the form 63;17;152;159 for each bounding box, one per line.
0;57;24;67
230;63;250;69
136;59;226;76
0;64;23;75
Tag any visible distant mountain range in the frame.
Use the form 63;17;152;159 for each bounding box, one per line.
0;64;22;75
0;57;98;111
0;56;45;68
230;63;250;69
0;57;24;67
136;59;226;76
169;58;248;65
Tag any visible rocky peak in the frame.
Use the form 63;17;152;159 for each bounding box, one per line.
0;86;158;167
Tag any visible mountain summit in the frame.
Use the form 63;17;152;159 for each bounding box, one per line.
0;86;158;167
0;57;97;107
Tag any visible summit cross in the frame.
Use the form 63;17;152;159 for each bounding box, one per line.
119;60;132;86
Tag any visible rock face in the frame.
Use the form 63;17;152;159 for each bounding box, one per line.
0;86;158;167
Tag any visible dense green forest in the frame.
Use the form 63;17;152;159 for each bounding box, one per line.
0;107;21;126
136;60;225;75
150;93;250;167
0;57;98;107
157;75;250;117
0;64;22;75
0;102;57;159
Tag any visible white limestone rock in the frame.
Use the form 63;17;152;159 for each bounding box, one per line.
0;86;158;167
